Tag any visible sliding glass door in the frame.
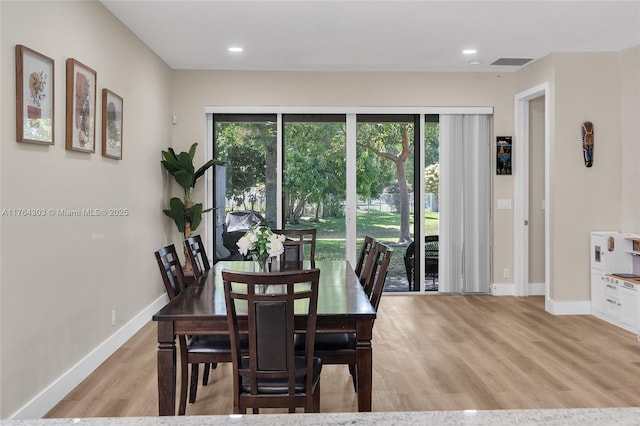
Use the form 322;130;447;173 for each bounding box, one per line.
212;114;276;260
282;115;346;260
356;115;416;292
208;108;491;294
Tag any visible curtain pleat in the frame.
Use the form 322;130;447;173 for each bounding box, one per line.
439;115;491;293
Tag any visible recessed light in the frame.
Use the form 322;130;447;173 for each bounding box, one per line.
462;49;477;55
468;60;482;65
228;47;243;53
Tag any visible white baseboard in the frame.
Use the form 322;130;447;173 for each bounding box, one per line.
528;282;545;295
491;283;589;315
545;298;591;315
491;282;546;296
11;294;169;420
491;282;515;295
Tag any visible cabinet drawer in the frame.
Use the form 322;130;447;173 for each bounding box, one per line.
604;281;619;297
605;296;621;317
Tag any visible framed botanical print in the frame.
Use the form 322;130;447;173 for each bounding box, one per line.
66;58;96;153
15;45;55;144
102;89;123;160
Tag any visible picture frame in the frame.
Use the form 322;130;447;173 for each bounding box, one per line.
66;58;96;153
102;89;123;160
15;45;55;145
496;136;512;175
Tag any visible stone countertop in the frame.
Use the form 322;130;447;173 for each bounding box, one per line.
5;408;640;426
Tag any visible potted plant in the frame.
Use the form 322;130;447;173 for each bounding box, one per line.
161;143;216;270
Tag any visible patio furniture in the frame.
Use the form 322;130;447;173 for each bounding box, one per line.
404;235;439;291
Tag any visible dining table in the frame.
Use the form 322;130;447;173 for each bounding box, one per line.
152;259;377;415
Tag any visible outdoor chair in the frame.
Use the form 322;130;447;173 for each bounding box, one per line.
404;235;439;291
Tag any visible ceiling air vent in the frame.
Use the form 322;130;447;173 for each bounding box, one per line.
490;58;533;66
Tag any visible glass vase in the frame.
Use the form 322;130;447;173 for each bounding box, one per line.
253;253;270;272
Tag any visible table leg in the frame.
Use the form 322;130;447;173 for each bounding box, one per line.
157;321;176;416
356;320;373;412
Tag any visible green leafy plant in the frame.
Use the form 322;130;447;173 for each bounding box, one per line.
161;143;216;239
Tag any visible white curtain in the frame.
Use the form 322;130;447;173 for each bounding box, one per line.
439;115;491;293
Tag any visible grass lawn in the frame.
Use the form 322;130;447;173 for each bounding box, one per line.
288;211;439;284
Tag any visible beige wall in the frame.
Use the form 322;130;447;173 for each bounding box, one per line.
552;53;622;301
515;52;632;302
619;45;640;232
0;1;173;418
171;70;517;285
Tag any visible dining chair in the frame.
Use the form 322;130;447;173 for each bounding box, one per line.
306;242;393;392
184;234;211;279
272;228;316;265
360;239;385;295
354;235;376;281
222;268;322;414
154;244;237;415
184;234;217;391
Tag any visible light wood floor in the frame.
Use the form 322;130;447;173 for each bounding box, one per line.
45;295;640;417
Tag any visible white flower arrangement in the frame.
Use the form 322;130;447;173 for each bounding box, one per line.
237;223;286;263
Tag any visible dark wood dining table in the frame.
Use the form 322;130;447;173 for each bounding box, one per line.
152;259;377;415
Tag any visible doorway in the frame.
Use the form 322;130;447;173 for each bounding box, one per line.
514;84;550;302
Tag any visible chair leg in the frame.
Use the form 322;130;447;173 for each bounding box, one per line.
312;381;321;412
348;364;357;392
202;362;218;386
202;363;210;385
178;338;189;416
189;363;199;404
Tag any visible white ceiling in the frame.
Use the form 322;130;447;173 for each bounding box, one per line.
100;0;640;72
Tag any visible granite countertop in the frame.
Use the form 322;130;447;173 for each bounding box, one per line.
5;408;640;426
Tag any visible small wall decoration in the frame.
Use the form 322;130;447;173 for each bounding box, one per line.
496;136;512;175
66;58;96;153
581;121;594;167
102;89;123;160
15;45;55;145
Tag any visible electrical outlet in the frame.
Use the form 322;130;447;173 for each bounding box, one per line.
503;267;510;279
111;310;116;326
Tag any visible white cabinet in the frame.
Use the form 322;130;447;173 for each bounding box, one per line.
590;269;606;313
619;281;639;328
590;231;640;335
593;275;639;334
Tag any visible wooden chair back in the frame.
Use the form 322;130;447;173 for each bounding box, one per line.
185;234;211;279
222;268;321;413
367;243;393;313
354;235;375;280
272;229;317;265
360;241;384;295
154;244;186;300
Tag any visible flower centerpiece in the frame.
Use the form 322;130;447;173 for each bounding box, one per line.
237;223;286;271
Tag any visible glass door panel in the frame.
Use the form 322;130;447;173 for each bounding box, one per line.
213;114;277;259
423;117;440;291
283;115;346;260
356;115;415;292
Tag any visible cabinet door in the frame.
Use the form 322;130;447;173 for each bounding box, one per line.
591;269;606;314
619;283;638;328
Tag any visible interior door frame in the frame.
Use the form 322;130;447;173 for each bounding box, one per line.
514;83;550;300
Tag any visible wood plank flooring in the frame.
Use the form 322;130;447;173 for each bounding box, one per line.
45;295;640;417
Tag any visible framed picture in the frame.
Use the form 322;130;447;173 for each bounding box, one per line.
102;89;123;160
496;136;512;175
15;45;55;144
66;58;96;153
